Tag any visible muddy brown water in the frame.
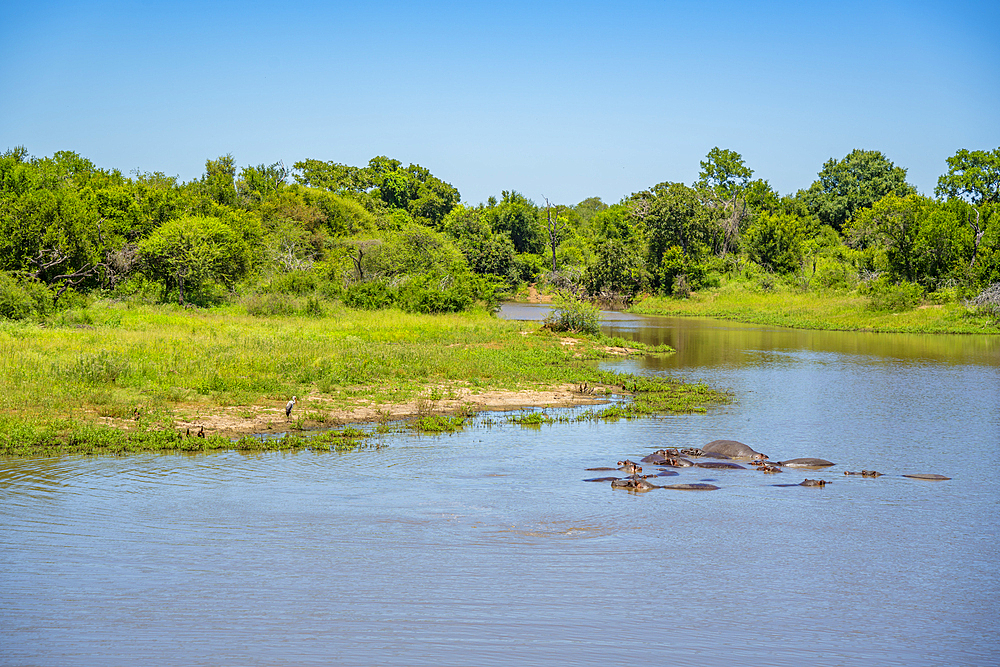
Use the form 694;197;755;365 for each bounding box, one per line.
2;306;998;666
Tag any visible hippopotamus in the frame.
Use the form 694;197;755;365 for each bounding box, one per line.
611;477;659;491
661;483;720;491
845;470;883;477
902;473;951;480
775;458;835;467
662;456;695;468
641;452;669;465
695;461;746;469
772;478;829;487
701;440;767;460
586;460;643;474
680;447;704;457
754;464;782;473
617;460;642;475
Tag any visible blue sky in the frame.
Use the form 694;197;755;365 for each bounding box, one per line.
2;0;997;205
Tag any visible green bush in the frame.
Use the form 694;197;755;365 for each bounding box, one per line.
544;296;601;335
811;256;855;290
512;253;547;283
343;279;395;310
0;272;35;320
265;270;319;295
396;274;474;314
862;277;924;312
0;273;53;320
658;246;708;295
301;295;324;317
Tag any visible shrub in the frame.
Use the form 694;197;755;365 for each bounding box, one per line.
544;295;601;335
970;282;1000;316
396;274;474;314
343;279;395;310
0;273;53;320
0;272;34;320
265;270;319;295
658;246;707;295
862;277;924;312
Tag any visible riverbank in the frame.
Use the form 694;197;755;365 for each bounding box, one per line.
630;287;1000;334
0;301;726;456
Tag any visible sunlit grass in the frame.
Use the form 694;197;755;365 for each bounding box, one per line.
631;281;1000;334
0;300;724;455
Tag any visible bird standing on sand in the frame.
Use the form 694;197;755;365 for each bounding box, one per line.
286;396;297;418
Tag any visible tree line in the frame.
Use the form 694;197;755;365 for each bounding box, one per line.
1;144;998;319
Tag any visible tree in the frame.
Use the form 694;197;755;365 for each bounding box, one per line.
695;148;756;256
585;238;646;300
237;161;289;205
935;148;1000;268
201;155;237;207
443;205;516;282
139;215;250;305
935;148;1000;205
847;194;927;284
543;197;567;272
486;191;544;254
801;149;916;230
743;212;805;274
697;147;753;199
630;182;712;290
292;156;460;227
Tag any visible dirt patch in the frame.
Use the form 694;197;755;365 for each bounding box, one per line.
526;283;554;304
173;385;610;439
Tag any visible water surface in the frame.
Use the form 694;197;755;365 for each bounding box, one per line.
2;309;998;666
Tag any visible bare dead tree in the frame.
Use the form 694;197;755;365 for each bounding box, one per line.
968;208;984;268
275;238;315;273
719;197;749;257
344;239;383;282
103;243;139;288
543;196;565;272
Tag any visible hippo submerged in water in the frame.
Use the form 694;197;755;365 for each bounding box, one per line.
701;440;767;460
661;483;720;491
775;458;835;468
772;478;829;487
695;461;746;470
611;477;659;492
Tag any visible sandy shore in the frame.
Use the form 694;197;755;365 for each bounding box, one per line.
175;385;611;438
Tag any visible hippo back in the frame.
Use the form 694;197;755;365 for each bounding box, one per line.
702;439;764;459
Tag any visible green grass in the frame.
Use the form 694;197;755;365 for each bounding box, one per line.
630;280;1000;334
0;299;723;455
412;415;467;433
0;418;378;458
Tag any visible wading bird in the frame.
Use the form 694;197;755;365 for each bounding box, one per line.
286;396;297;418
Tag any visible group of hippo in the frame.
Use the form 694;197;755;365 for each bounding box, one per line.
584;439;951;492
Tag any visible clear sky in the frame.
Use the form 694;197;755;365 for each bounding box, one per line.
2;0;997;206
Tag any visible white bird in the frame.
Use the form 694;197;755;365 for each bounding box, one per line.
286;396;297;418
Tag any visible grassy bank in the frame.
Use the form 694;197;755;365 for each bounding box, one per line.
629;282;1000;334
0;300;726;456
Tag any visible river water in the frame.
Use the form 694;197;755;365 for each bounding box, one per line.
2;307;998;666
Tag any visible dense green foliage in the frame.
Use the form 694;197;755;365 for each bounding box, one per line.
2;144;999;323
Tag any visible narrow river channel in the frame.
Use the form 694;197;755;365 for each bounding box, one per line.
2;307;998;666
